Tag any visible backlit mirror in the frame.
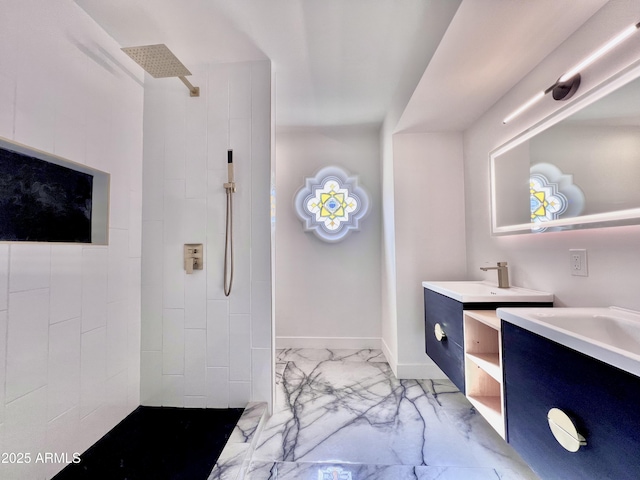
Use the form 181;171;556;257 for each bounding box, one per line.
491;62;640;235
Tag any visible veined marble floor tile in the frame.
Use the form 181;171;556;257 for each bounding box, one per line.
209;403;268;480
255;349;538;479
275;362;287;385
245;461;539;480
207;443;250;480
228;402;267;444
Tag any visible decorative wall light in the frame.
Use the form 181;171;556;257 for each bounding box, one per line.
503;20;640;124
294;166;369;243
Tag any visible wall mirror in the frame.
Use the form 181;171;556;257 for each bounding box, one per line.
490;62;640;235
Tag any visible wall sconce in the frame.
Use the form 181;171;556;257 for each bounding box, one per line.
503;20;640;124
294;166;369;243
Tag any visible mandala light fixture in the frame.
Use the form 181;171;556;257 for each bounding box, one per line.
294;166;369;243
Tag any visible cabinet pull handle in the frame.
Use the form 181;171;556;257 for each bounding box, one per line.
434;323;446;341
547;408;587;452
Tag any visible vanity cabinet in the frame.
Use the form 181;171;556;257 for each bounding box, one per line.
423;288;551;394
424;289;466;392
502;322;640;480
463;310;504;438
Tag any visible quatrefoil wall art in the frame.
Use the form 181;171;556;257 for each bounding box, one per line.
294;166;370;243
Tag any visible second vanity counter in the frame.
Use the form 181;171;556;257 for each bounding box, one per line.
497;306;640;378
496;306;640;480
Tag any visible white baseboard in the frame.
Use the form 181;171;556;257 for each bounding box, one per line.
378;338;447;380
275;336;448;381
380;337;398;377
275;336;381;350
395;362;447;380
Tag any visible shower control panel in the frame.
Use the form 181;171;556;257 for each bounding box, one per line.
184;244;203;274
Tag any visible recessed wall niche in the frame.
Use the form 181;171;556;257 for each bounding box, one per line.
0;137;109;244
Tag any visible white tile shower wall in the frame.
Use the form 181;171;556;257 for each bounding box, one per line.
0;311;7;424
50;245;83;324
0;2;144;478
47;317;81;422
141;61;273;410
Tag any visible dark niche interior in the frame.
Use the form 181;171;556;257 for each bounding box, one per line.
0;146;93;243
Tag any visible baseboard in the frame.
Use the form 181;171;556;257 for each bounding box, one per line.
395;362;447;380
275;336;448;381
275;336;381;350
379;338;447;380
380;337;398;377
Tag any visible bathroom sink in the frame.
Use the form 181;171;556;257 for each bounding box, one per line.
422;281;553;303
498;307;640;377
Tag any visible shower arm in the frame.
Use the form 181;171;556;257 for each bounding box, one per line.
178;76;200;97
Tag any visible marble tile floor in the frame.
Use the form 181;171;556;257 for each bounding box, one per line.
246;348;539;480
209;402;269;480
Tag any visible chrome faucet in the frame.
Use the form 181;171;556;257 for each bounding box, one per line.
480;261;509;288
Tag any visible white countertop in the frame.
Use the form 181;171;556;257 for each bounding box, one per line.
422;280;553;303
498;306;640;378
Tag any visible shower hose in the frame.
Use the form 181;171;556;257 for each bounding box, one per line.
223;186;234;297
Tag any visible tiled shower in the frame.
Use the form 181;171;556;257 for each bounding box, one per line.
140;60;273;410
0;1;273;479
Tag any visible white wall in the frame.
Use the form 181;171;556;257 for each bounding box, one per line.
379;0;462;374
393;133;467;378
0;1;144;478
140;61;273;410
275;126;381;348
465;0;640;310
380;119;399;370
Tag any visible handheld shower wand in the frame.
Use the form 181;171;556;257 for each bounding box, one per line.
223;150;235;296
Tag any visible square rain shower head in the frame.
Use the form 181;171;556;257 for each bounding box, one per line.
121;44;192;78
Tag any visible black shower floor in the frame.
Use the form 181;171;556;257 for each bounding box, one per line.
52;406;243;480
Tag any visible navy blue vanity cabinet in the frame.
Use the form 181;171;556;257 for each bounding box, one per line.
424;288;551;394
424;289;466;392
502;322;640;480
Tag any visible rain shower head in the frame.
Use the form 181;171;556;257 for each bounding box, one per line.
121;44;199;97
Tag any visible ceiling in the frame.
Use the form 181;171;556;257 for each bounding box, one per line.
396;0;608;132
75;0;608;131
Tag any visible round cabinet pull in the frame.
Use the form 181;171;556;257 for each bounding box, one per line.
547;408;587;452
434;323;446;342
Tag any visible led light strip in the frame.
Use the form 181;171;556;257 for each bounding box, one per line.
503;21;640;124
502;90;546;124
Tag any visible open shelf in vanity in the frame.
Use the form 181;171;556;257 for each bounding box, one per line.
463;310;504;439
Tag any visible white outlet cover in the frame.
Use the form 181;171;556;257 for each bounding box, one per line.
570;249;588;277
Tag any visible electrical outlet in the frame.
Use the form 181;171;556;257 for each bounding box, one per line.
570;249;588;277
